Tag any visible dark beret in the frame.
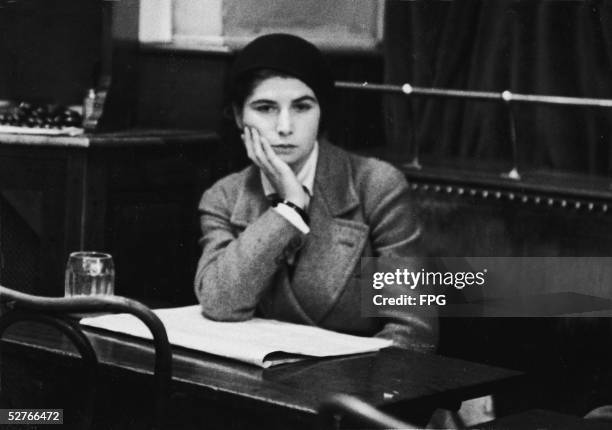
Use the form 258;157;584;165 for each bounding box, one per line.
230;33;335;106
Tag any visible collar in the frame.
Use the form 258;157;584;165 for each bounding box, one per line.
261;141;319;197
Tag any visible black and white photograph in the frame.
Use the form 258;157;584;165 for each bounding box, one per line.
1;0;612;429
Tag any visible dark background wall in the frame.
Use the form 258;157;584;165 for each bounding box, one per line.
0;0;102;105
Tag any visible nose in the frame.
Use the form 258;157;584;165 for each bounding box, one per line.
276;108;293;136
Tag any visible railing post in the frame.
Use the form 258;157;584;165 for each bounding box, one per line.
402;83;422;170
501;90;521;180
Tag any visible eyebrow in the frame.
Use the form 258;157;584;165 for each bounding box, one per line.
249;95;318;104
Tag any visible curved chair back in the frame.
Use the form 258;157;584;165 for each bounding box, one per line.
0;285;172;430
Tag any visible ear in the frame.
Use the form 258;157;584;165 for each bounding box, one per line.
232;105;244;130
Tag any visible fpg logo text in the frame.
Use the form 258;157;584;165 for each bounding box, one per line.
419;295;446;306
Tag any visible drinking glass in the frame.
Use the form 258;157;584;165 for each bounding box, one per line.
64;251;115;296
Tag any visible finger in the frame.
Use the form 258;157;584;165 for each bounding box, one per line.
259;135;278;161
258;135;306;205
245;127;265;170
260;136;289;172
252;128;276;175
242;126;255;161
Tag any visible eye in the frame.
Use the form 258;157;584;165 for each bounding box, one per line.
252;104;277;114
293;102;313;113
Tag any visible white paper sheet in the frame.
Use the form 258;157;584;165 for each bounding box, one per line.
80;305;392;368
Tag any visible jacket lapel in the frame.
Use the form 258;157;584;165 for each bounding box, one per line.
290;142;369;323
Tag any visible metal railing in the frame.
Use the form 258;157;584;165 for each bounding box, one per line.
335;81;612;180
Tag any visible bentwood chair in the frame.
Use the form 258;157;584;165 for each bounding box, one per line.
318;393;420;429
0;285;172;430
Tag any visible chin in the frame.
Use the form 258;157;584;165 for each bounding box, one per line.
277;154;297;164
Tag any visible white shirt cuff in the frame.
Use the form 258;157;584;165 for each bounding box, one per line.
273;204;310;234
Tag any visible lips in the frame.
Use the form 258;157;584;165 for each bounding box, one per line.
271;144;296;151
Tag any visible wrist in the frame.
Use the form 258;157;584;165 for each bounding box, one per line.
274;200;310;225
284;191;308;209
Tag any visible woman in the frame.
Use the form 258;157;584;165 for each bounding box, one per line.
195;34;437;352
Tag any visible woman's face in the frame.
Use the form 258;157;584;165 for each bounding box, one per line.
236;76;321;172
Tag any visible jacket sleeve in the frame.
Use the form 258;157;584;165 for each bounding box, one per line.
194;182;306;321
363;163;439;352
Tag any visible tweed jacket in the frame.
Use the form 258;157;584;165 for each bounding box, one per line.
195;141;437;351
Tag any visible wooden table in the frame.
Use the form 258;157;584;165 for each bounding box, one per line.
0;320;524;429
